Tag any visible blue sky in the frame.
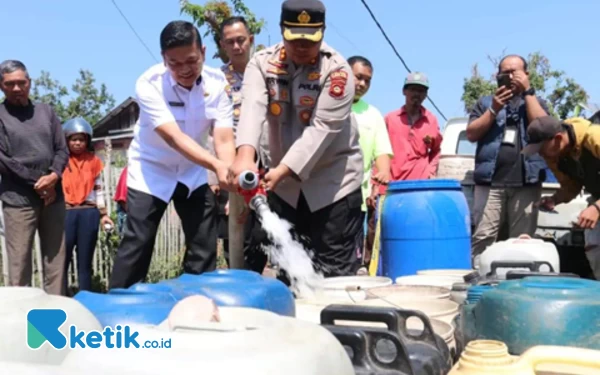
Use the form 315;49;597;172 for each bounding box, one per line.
3;0;598;126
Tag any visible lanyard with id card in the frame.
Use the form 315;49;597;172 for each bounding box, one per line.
502;126;518;146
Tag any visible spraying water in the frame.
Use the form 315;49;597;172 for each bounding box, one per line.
238;171;324;298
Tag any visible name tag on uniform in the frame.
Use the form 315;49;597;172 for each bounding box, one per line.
168;101;184;107
503;128;517;145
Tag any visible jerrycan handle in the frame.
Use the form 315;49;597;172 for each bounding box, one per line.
168;321;257;333
488;260;555;277
323;324;415;375
505;270;580;280
320;304;439;349
520;345;600;371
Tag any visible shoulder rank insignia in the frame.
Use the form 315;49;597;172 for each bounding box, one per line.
268;59;289;69
307;72;321;81
267;67;288;75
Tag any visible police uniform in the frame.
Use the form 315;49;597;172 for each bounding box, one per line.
206;61;271;269
236;0;364;277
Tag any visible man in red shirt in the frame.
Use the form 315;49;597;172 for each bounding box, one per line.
377;72;442;189
367;72;443;265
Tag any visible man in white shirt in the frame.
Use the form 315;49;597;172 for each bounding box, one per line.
109;21;236;289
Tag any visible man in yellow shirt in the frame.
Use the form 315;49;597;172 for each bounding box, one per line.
522;115;600;279
348;56;393;275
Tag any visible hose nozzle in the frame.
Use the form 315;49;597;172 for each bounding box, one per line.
249;195;269;216
239;170;259;191
238;170;268;212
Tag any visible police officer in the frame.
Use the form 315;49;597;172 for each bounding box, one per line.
206;16;271;270
229;0;364;277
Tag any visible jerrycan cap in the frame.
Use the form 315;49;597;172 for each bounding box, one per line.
466;285;494;304
458;340;515;368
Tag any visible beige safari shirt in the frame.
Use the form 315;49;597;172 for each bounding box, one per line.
236;41;363;212
207;62;271;186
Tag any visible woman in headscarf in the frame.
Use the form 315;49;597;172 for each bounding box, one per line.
61;117;113;293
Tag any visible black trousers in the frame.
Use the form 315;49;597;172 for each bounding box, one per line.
64;207;100;293
245;188;364;280
109;183;218;289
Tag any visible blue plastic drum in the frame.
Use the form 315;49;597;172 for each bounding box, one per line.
381;179;471;279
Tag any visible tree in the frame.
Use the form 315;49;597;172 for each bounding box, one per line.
30;69;116;125
180;0;266;64
461;52;589;120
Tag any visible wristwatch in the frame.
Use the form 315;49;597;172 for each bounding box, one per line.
523;87;535;97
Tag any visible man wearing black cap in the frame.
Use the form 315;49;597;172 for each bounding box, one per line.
228;0;364;279
523;115;600;279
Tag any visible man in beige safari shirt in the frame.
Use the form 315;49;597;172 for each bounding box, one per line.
206;16;270;271
229;0;364;279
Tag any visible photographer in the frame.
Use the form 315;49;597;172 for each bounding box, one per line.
466;55;549;261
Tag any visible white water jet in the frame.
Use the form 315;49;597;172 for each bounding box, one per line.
257;209;324;298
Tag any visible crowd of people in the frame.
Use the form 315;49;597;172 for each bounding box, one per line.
1;0;599;296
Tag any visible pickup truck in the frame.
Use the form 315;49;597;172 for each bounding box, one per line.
437;117;594;278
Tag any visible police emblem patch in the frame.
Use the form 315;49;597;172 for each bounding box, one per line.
298;10;311;24
299;109;312;124
299;96;315;106
270;102;282;116
329;83;344;98
279;89;289;101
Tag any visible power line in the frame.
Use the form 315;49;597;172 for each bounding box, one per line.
329;22;365;55
359;0;447;122
110;0;159;63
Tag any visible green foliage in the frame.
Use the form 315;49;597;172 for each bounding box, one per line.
112;154;128;169
180;0;266;63
461;52;589;119
145;249;185;283
461;64;496;114
30;69;116;124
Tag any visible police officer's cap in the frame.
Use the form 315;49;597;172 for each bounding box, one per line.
280;0;326;43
